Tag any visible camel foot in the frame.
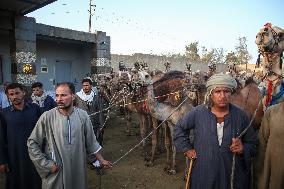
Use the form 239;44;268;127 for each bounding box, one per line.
163;164;171;172
145;161;154;167
167;169;177;175
164;164;176;175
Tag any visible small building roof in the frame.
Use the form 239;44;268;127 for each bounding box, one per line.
0;0;57;15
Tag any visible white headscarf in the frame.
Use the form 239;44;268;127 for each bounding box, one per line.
76;89;95;103
31;92;47;107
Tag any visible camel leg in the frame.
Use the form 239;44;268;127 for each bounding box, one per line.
164;122;172;172
146;116;158;167
124;109;132;136
169;124;177;175
138;113;147;161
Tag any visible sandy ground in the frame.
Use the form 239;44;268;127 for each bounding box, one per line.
0;109;187;189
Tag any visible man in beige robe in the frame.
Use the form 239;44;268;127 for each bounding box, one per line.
255;101;284;189
27;82;112;189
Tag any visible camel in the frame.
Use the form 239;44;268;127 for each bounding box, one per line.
145;71;207;174
230;79;263;130
110;69;163;163
255;23;284;54
256;23;284;111
107;72;137;136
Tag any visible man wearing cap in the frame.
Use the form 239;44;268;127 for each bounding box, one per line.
173;73;257;189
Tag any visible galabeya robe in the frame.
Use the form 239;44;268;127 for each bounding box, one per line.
255;102;284;189
0;103;42;189
27;107;101;189
173;104;257;189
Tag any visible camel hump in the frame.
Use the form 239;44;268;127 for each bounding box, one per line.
155;70;184;83
153;71;186;106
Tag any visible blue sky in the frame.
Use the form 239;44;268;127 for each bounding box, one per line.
27;0;284;63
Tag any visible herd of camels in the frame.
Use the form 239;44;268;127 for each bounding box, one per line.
93;23;284;174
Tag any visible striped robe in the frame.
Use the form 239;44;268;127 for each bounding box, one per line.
173;104;257;189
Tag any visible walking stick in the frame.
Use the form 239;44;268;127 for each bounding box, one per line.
185;157;194;189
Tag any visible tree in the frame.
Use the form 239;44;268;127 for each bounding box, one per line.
200;47;225;64
225;51;238;65
234;37;252;65
185;41;200;62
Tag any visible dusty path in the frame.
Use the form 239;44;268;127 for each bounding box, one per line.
88;109;186;189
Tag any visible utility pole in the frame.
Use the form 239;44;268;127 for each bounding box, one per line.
88;0;96;32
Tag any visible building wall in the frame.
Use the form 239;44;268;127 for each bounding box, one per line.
0;32;94;92
111;53;228;73
36;38;93;92
0;31;12;85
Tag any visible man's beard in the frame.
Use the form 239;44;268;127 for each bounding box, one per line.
57;102;72;110
12;98;23;105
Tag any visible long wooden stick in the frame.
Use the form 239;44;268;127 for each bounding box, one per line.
185;158;194;189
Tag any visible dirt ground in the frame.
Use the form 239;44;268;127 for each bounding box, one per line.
0;108;187;189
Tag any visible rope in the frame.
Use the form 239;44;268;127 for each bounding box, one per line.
111;96;189;165
88;89;185;116
230;96;263;189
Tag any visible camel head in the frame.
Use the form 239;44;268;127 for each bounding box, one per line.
256;23;284;54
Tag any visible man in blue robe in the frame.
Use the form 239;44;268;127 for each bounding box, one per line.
0;83;41;189
174;73;257;189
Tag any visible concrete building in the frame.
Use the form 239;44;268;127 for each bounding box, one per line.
0;0;111;91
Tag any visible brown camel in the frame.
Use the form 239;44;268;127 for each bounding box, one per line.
231;79;263;130
146;71;207;174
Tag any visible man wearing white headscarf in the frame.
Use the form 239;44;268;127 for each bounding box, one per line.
174;73;257;189
74;77;104;145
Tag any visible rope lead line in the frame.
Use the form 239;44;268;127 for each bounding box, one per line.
112;96;189;165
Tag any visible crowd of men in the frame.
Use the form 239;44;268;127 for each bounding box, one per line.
0;73;283;189
0;78;111;189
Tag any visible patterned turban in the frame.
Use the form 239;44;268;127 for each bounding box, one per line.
204;73;237;107
206;73;237;92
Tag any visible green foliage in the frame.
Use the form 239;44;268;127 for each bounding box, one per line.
234;37;252;65
184;36;252;65
225;51;238;65
185;41;200;62
201;47;225;64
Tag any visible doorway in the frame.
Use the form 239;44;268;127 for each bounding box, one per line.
54;60;72;84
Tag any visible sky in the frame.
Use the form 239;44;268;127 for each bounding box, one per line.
27;0;284;64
